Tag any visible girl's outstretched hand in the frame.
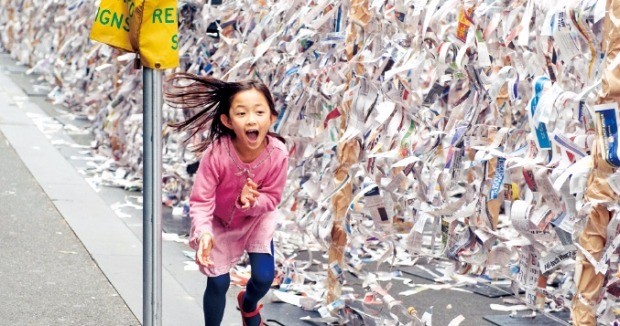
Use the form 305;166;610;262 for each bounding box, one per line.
196;233;214;267
239;178;259;209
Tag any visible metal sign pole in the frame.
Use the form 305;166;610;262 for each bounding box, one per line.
143;67;163;326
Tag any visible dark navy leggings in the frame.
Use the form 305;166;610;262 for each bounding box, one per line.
203;241;275;326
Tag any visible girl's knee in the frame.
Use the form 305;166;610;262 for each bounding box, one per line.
249;252;275;288
206;275;231;296
252;268;275;287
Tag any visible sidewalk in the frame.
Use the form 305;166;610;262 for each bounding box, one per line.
0;53;207;325
0;120;139;324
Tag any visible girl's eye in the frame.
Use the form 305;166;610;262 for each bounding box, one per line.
257;111;265;115
237;112;245;116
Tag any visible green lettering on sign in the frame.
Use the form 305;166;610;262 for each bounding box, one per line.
152;8;162;23
99;9;111;25
151;7;176;24
96;8;130;31
128;1;135;18
111;12;124;29
165;7;175;23
171;34;178;50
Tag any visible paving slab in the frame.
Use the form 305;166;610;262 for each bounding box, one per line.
0;57;204;325
0;130;139;326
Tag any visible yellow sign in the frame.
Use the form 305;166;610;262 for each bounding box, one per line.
90;0;179;70
90;0;134;52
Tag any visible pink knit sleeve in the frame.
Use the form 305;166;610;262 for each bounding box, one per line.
188;146;219;250
245;149;288;216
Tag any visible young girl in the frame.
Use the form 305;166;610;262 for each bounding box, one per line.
165;73;289;326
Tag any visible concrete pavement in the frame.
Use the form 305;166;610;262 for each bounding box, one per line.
0;52;209;325
0;125;139;325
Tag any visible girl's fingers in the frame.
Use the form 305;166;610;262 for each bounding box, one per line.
196;241;204;264
202;251;213;266
248;189;260;196
196;236;214;266
196;249;206;266
246;178;258;189
203;240;213;264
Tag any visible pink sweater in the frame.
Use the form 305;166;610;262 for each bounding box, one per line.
188;135;288;275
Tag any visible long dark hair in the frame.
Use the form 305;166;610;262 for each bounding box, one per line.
165;72;282;152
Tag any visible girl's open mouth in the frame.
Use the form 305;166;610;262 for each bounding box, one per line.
246;130;259;142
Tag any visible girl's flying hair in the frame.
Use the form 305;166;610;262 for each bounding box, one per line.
165;72;282;152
